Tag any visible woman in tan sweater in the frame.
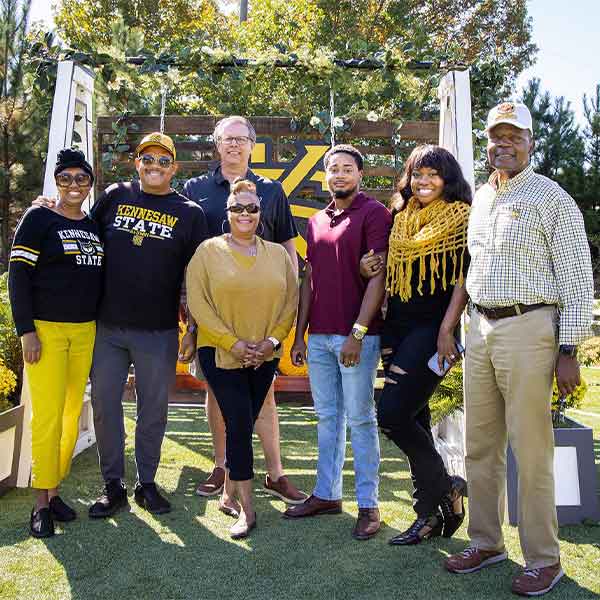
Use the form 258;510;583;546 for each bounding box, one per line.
186;179;298;539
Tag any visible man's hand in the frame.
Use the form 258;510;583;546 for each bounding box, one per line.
555;354;580;397
360;249;384;279
291;337;307;367
231;340;249;361
178;331;196;363
340;335;362;368
33;195;55;208
22;331;41;364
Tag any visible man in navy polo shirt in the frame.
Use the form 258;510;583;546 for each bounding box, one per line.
183;116;307;511
284;144;391;540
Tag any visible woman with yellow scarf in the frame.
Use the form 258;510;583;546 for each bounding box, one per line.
362;145;472;546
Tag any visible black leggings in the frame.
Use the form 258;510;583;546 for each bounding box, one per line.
377;323;452;517
197;347;278;481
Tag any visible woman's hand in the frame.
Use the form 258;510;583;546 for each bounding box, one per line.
360;249;384;279
178;331;196;363
436;328;460;372
231;340;249;361
291;337;307;367
32;195;55;208
22;331;41;364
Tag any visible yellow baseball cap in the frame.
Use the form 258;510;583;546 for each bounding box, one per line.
135;132;176;160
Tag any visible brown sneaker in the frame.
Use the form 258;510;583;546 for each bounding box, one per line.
195;466;225;497
352;507;380;540
283;495;342;519
511;562;564;596
263;475;308;505
445;547;508;574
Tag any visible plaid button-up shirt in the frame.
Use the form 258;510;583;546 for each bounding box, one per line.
466;165;593;345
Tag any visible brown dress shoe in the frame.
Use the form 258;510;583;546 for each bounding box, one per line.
283;495;342;519
195;466;225;497
263;475;308;505
511;562;564;596
445;547;508;574
352;507;380;540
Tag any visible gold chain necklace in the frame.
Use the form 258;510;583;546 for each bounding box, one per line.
228;234;257;256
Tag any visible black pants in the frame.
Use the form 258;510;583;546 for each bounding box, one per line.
377;323;452;517
197;347;278;481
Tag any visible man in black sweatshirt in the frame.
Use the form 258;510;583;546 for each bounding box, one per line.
89;133;208;516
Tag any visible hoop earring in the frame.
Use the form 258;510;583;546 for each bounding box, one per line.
257;220;264;238
221;219;230;235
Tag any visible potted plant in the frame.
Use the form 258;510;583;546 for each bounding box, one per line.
0;272;25;496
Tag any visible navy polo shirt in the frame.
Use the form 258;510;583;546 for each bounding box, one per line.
182;166;298;243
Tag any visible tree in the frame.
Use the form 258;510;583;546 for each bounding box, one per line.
583;84;600;205
51;0;536;123
0;0;40;271
521;78;585;197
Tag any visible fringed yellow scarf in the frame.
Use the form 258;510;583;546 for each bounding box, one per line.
387;197;470;300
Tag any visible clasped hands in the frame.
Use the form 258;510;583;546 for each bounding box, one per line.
231;339;275;369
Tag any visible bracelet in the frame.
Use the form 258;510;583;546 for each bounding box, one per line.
353;322;368;333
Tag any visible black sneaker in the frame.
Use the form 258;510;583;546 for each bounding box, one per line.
49;496;77;522
30;507;54;538
88;480;128;519
134;482;171;515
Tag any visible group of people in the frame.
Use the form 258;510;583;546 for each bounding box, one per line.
8;101;594;597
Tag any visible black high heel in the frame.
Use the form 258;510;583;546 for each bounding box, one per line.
439;475;467;538
388;513;443;546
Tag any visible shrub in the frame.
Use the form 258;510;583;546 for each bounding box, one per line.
577;336;600;367
0;358;18;413
430;364;463;426
0;271;22;409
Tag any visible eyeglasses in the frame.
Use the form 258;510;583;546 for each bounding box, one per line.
139;154;174;168
219;136;252;146
226;203;260;214
55;173;92;188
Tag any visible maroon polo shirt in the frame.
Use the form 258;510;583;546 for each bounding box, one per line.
306;192;392;336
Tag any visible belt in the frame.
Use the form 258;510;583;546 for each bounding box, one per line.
474;302;552;320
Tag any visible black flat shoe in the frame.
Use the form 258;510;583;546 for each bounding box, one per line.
30;507;54;538
388;513;443;546
134;482;171;515
49;496;77;522
439;475;467;538
89;479;128;519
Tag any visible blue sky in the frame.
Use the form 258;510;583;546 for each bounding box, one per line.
30;0;598;125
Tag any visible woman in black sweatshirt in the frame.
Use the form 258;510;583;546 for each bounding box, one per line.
9;148;102;538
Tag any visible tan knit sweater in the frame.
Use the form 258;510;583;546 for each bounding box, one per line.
186;235;298;369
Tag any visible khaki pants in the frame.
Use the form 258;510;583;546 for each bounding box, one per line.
464;306;560;569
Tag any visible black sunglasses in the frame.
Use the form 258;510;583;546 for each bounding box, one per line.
55;173;92;188
226;203;261;214
139;154;174;168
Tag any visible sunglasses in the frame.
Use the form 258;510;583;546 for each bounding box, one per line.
226;203;261;214
55;173;92;188
139;154;174;168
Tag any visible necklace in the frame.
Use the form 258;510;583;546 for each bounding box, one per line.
228;234;257;256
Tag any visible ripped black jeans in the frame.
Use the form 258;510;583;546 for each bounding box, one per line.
377;322;453;517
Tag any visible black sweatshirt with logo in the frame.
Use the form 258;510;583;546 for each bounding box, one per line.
8;206;104;336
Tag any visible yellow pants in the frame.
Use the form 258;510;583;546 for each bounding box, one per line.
25;320;96;490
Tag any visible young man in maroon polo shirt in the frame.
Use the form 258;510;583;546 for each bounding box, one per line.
284;144;391;540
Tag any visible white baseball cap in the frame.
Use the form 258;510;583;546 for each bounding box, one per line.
486;101;533;134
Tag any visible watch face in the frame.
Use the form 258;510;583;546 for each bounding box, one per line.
352;328;365;341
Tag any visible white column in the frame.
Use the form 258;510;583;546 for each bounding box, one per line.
17;61;97;487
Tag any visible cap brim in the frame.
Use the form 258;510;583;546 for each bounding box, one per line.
135;142;176;159
486;119;532;133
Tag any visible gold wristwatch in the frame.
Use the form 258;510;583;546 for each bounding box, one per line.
351;323;368;341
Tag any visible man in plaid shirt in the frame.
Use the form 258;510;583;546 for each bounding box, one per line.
445;102;593;596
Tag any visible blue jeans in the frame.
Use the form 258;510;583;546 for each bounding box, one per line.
307;334;380;508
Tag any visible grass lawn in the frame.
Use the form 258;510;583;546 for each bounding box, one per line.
0;371;599;600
